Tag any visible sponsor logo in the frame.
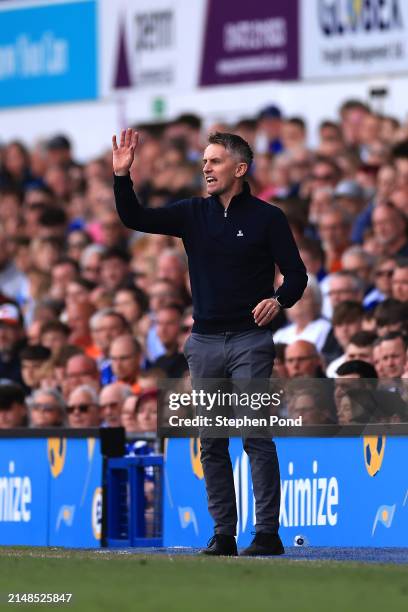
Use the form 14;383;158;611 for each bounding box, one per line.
363;435;385;477
91;487;102;540
0;461;31;523
372;503;396;535
56;505;75;531
280;460;339;528
190;438;204;480
319;0;403;36
178;506;198;534
47;438;67;478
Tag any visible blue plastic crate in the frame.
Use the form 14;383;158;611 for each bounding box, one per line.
105;456;163;547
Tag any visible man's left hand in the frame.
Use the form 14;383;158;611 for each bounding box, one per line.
252;298;281;327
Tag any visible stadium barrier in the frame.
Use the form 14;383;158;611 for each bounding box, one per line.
164;433;408;548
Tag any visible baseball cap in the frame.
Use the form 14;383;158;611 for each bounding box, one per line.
334;180;365;199
46;134;71;151
0;303;21;326
258;104;282;120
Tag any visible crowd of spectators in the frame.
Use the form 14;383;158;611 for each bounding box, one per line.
1;99;408;430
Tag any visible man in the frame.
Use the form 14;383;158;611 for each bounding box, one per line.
317;207;351;273
378;333;407;379
109;334;142;392
285;340;324;379
0;383;27;428
67;385;100;428
392;260;408;303
372;203;408;257
327;330;376;378
28;388;65;428
63;354;100;398
99;382;132;427
322;301;363;373
20;345;52;392
321;271;364;320
152;305;188;378
113;128;307;556
0;303;25;385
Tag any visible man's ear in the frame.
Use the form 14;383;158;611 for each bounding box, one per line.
235;163;248;178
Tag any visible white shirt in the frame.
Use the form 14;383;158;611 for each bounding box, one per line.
273;317;332;352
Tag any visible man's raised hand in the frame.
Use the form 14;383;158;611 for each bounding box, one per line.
112;128;139;176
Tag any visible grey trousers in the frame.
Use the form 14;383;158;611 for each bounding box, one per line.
184;329;281;536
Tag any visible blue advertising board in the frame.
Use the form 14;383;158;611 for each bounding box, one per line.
48;437;102;547
164;436;408;547
0;0;98;107
0;437;102;547
0;438;50;545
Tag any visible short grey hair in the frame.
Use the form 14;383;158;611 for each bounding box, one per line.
80;244;106;267
341;245;375;268
27;387;66;413
68;384;99;405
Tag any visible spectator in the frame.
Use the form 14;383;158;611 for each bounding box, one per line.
80;244;106;284
0;383;27;428
27;387;65;427
326;328;376;378
40;320;70;357
109;334;142;391
152;305;188;377
274;276;331;352
20;345;52;392
322;301;363;367
100;247;131;292
322;271;364;319
378;332;407;379
63;353;100;398
99;382;132;427
121;394;139;433
374;299;408;337
0;303;25;385
67;384;100;428
284;340;324;378
372;203;408;257
317;207;351;273
287;387;333;425
392;259;408;302
135;389;158;433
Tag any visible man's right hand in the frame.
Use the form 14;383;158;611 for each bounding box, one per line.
112;128;139;176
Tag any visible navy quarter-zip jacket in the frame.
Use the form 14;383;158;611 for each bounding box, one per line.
114;175;307;333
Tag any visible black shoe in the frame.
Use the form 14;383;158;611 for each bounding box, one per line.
240;532;284;556
200;534;238;556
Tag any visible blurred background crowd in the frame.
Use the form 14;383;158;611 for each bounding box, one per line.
1;99;408;431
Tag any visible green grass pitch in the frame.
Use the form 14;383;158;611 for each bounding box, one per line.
0;548;407;611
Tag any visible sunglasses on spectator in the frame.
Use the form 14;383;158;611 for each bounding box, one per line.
67;403;96;414
31;403;60;412
181;325;192;333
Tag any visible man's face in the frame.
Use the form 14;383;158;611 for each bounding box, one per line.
289;393;323;425
0;323;20;353
121;396;138;433
328;277;359;308
101;258;128;291
64;356;99;396
392;268;408;302
41;330;68;356
136;398;157;432
0;401;27;428
334;375;361;410
346;343;373;363
374;260;394;295
334;321;361;350
285;344;320;378
380;338;406;378
318;213;349;249
21;359;44;389
110;338;140;383
342;254;371;285
203;144;244;197
372;207;401;246
156;309;181;350
92;315;126;355
67;389;99;428
30;393;62;427
99;387;123;427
